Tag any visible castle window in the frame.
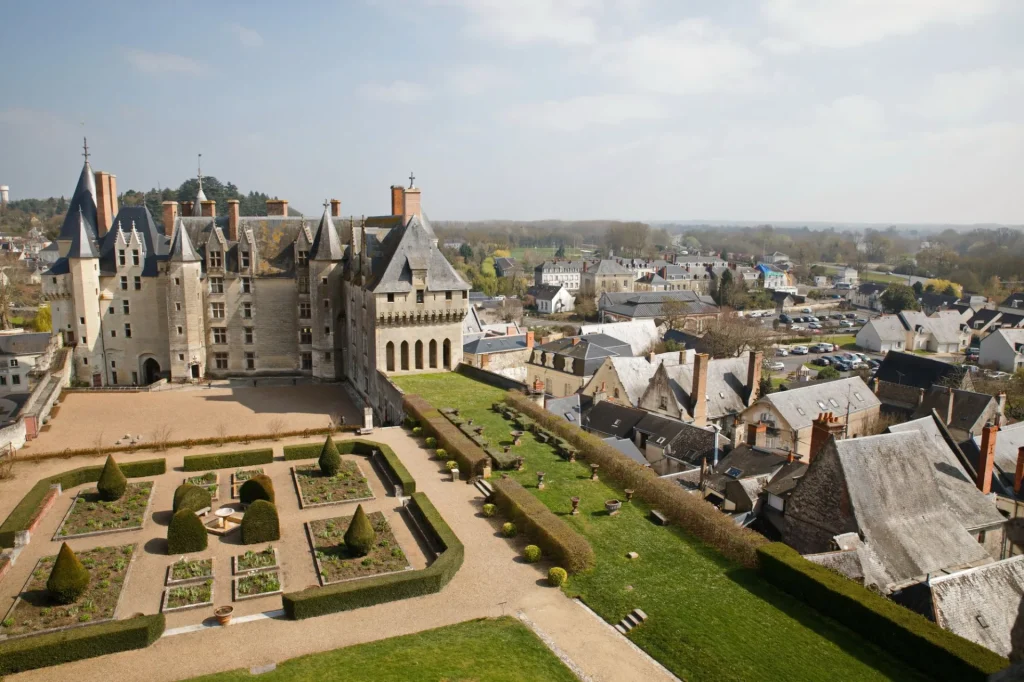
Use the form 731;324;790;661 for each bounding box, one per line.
245;327;254;344
110;329;116;338
214;353;228;369
132;250;140;266
240;251;250;268
178;353;184;361
301;352;312;370
325;352;332;362
462;291;467;299
177;326;183;335
109;306;115;315
324;326;330;335
122;301;130;315
124;323;132;339
133;276;141;290
120;276;128;290
298;276;309;293
131;371;138;384
110;372;116;384
118;250;126;266
245;352;255;370
446;291;452;301
80;317;85;324
299;302;311;318
211;303;225;319
210;277;223;294
387;293;394;303
243;303;252;319
242;277;251;294
323;298;329;309
297;250;309;266
174;277;180;286
175;302;181;311
416;290;424;304
321;277;327;286
300;327;312;344
209;251;222;268
110;360;115;368
213;328;227;344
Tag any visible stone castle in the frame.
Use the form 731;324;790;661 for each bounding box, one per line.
42;152;469;417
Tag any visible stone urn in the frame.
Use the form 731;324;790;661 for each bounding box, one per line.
605;499;622;516
515;457;526;471
570;496;580;516
511;430;523;446
536;471;546;490
624;489;635;502
590;463;600;481
214;605;234;626
568;450;577;463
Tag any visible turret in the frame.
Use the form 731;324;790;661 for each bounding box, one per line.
166;219;206;380
310;201;344;380
67;208;103;384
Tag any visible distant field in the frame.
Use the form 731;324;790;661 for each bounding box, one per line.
504;247;583;261
820;265;905;285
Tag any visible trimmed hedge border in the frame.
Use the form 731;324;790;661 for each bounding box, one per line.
505;391;766;568
490;478;595;574
0;613;165;675
283;439;416;495
404;395;488;478
182;449;273;472
757;543;1007;682
282;492;462;619
0;459;166;548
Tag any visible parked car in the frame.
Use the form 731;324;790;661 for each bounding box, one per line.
856;318;868;324
845;313;857;319
852;361;869;369
834;360;854;371
775;348;789;357
868;359;881;369
790;324;805;331
808;322;823;330
839;320;854;327
808;316;820;322
854;353;869;362
812;357;832;366
987;370;1012;380
768;361;786;371
747;311;762;318
802;307;813;313
821;343;838;352
831;314;845;320
791;345;809;355
779;314;792;324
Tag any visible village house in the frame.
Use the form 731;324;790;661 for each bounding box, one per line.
533;260;587;291
849;282;887;311
856;311;971;354
527;333;631;398
493;256;519;278
0;331;58;394
579;259;635;299
979;328;1024;373
461;331;534;382
580;350;694;407
598;290;720;329
526;284;574;315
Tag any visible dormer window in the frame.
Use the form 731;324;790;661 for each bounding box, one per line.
118;249;126;266
209;251;222;268
416;290;424;304
240;251;250;268
132;249;140;266
297;250;309;266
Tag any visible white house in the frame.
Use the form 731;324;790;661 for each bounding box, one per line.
850;283;887;311
528;284;575;315
834;267;859;286
856;315;908;353
0;330;54;394
857;311;971;354
765;251;790;265
980;328;1024;373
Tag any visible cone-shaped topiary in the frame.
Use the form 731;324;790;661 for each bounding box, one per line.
318;436;341;477
96;455;127;501
47;542;90;604
343;504;375;556
173;484;211;515
239;474;275;505
167;509;208;554
241;500;280;545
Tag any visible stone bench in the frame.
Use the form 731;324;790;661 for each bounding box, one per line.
650;510;669;526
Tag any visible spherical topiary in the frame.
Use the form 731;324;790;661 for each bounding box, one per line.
167;510;208;554
239;474;275;505
425;436;437;448
435;448;447;460
446;460;459;471
318;435;342;477
96;455;127;501
47;542;90;604
412;426;423;437
524;545;541;563
173;484;211;515
548;567;568;587
482;503;496;518
502;522;517;538
344;504;375;557
241;500;280;545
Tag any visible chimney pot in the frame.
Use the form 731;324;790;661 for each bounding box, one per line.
571;337;580;346
978;423;998;494
227;200;240;242
526;331;535;349
330;199;341;217
200;199;216;218
648;350;656;364
266;199;288;216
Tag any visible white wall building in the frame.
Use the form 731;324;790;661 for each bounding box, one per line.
980;328;1024;373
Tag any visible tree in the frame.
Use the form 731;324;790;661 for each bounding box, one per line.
659;299;689;330
458;243;473;260
575;298;597;321
817;366;841;380
0;259;30;329
912;281;924;296
924;279;962;298
344;504;375;556
879;284;920;313
700;315;774;358
47;543;90;604
496;297;523;323
714;269;735;307
554;244;566;258
30;305;52;332
318;435;341;476
96;455;127;501
683;235;701;250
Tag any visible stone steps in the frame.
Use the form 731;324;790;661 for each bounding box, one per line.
615;608;649;634
474;477;494;500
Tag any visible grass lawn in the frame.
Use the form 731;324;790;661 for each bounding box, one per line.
190;617;577;682
395;373;927;682
861;271;906;284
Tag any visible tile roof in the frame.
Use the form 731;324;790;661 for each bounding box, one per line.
579;320;659;355
462;335;528;355
0;332;51;356
602;437;647;465
585;400;646;438
661;354;751;422
758;377;878;432
66;207;99;259
310;205;344;262
169;218;201;263
57;161;98;243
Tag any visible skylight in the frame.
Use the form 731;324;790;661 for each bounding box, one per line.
854;392;864;401
796;407;805;415
725;467;743;478
828;398;839;407
817;400;826;410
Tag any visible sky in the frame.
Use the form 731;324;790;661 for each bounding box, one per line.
1;0;1022;225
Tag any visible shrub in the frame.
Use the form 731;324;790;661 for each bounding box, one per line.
425;436;437;448
96;456;127;501
482;503;496;518
491;478;595;574
0;614;164;675
446;460;458;471
182;449;273;472
502;522;517;537
404;395;488;477
239;474;275;505
548;567;567;587
281;443;322;460
318;436;341;476
435;448;447;460
172;484;211;515
241;500;280;545
505;391;765;568
757;543;1007;682
344;504;375;556
47;543;89;604
167;510;208;554
523;545;541;563
412;427;423;437
282;493;462;619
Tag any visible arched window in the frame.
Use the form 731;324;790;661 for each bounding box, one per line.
429;340;437;368
401;341;409;371
415;340;424;370
386;342;395;372
442;338;451;369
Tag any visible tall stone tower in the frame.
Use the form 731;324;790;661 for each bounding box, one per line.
165;206;207;380
67;208;103;385
309;201;344;380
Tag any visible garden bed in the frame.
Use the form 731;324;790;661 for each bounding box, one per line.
233;546;278;575
53;483;154;540
183;472;219;501
230;468;264;498
293;461;373;509
161;580;213;613
307;512;410;585
166;558;213;586
233;571;282;601
1;545;135;638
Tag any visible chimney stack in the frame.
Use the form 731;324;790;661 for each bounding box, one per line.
594;382;607;405
997;392;1007;426
201;200;216;218
403;186;421;220
571;337;580;346
977;423;998;494
532;378;545;393
266;199;288;216
1016;446;1024;496
691;353;709;426
390;185;405;217
227;200;240;242
746;351;763;406
526;331;535;350
747;422;767;448
810;412;843;462
944;386;955;426
330;199;341;217
506;325;517;336
648;350;657;364
182;200;194;216
94;171;117;237
162;201;178;235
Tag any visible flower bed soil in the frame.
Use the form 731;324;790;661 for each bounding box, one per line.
233;571;282;601
167;558;214;585
233;547;278;574
54;483;153;539
230;468;264;498
163;580;213;612
308;512;410;585
293;461;373;508
184;472;219;501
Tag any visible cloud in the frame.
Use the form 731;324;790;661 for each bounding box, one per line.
446;64;507;95
818;95;886;132
917;67;1024;121
503;94;665;132
228;23;264;48
440;0;600;46
122;48;205;74
358;80;429;103
594;19;762;95
760;0;1002;49
759;37;802;54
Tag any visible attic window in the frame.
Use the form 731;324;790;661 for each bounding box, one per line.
796;407;806;416
719;391;725;399
854;392;864;402
612;419;621;427
976;614;989;629
565;413;575;422
817;400;827;410
657;437;666;444
725;467;743;478
828;398;839;407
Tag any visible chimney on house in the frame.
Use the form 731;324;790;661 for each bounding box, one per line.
506;325;517;336
571;337;581;346
944;386;955;426
583;261;588;273
747;422;767;448
182;201;194;216
691;353;709;427
648;350;657;364
227;200;240;242
1016;446;1024;496
330;199;341;217
977;423;998;494
810;412;843;462
787;451;795;464
201;200;216;217
917;388;926;407
404;187;422;220
997;392;1007;425
746;351;763;406
266;199;288;216
93;171;118;237
162;201;178;234
532;378;545;393
526;331;535;349
390;185;405;217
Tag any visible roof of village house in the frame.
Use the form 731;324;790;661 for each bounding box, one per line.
968;421;1024;496
857;282;888;295
918;291;960;311
600;352;693;406
633;412;717;463
589;259;634;276
875;351;969;390
703;445;790;493
0;332;51;356
494;256;517;272
863;315;907;342
599;290;719;320
995;312;1024;329
911;386;997;439
900;310;966;345
585;400;646;439
1001;292;1024;309
579;320;659;356
57;161;99;244
603;437;647;465
805;548;866;582
526;284;566;302
762;459;808;498
462;334;529;355
755;377;878;432
545;394;582;424
535;260;587;273
658;354;751;422
310;205;344;262
536;333;631;362
968;308;1002;329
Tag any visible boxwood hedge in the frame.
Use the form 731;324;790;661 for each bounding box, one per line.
0;458;166;548
283;439;416;495
404;395;488;478
757;543;1007;682
0;613;165;675
282;492;462;619
182;448;273;472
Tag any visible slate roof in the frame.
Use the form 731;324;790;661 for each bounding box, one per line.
864;315;908;342
546;394;582;424
602;352;693;406
1001;292;1024;309
969;421;1024;496
100;206;168;276
535;334;632;373
365;214;468;293
758;377;878;431
969;308;1002;330
703;445;790;493
57;161;98;243
181;215;309;277
585;401;646;439
929;556;1024;657
919;292;960;310
527;284;565;302
579;320;659;356
805;549;866;583
589;259;633;276
0;332;51;356
169;218;201;263
599;290;720;320
66;207;99;259
462;335;529;355
662;355;751;422
911;386;996;439
633;412;717;463
875;351;967;390
310;205;344;262
857;282;888;295
535;260;586;273
762;460;808;498
901;310;965;345
602;437;647;465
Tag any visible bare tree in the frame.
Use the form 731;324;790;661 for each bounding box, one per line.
215;422;228;445
93;430;105;456
700;315;774;358
0;257;29;330
267;418;285;441
152;425;174;452
658;299;689;331
496;297;523;324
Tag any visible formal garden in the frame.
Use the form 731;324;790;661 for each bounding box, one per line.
308;506;410;585
54;456;154;539
292;443;374;508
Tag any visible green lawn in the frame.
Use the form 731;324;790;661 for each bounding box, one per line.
190;617;576;682
394;373;927;682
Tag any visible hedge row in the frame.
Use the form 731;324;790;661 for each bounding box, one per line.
757;543;1007;682
490;477;595;574
282;492;462;619
0;458;166;548
283;439;416;495
182;448;273;472
404;395;488;478
505;391;767;568
0;613;165;675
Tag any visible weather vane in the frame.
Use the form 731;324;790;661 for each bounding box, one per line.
409;171;415;188
82;137;90;162
197;153;203;190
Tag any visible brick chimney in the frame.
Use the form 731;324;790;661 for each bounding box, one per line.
532;378;545;393
747;422;767;448
506;325;517;336
746;351;763;406
810;412;843;462
330;199;341;217
943;386;955;426
1016;446;1024;496
227;200;240;241
691;353;709;427
390;185;405;217
571;337;580;346
94;171;116;237
404;187;421;220
977;423;998;494
997;392;1007;426
526;331;535;349
162;201;178;234
266;199;288;216
201;200;216;217
182;201;194;216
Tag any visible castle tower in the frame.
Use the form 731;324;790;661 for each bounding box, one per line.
309;201;344;380
166;213;207;380
67;208;103;385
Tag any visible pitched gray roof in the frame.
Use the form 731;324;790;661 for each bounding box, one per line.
310;206;344;262
603;437;647;465
579;320;659;356
169;218;201;262
367;215;468;293
66;207;99;259
0;332;51;356
590;259;633;275
662;354;750;421
759;377;878;431
546;394;582;424
929;556;1024;657
864;315;908;342
57;161;98;243
462;335;528;355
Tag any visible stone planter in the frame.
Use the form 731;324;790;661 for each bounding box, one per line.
214;605;233;626
625;489;635;502
570;496;580;516
590;464;600;481
605;499;622;516
450;468;460;481
536;471;546;490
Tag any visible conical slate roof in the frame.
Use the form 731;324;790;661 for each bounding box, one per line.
310;204;344;261
57;161;99;243
168;218;201;262
67;207;99;259
192;185;206;216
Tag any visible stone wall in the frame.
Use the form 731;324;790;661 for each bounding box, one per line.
455;363;528;392
877;380;923;410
